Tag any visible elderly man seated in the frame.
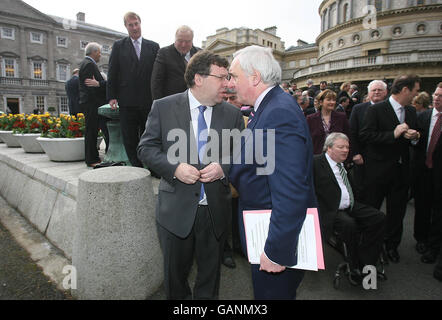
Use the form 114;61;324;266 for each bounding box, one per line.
313;132;386;282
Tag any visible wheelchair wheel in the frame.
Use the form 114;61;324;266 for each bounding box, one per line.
333;276;340;289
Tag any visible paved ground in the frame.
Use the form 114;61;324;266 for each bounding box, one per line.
0;219;71;300
0;193;441;300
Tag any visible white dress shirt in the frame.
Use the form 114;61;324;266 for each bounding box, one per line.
188;89;213;205
389;96;404;123
325;153;351;210
131;36;142;56
427;108;442;151
253;86;275;113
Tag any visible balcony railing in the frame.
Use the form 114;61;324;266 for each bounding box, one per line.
0;77;22;85
30;79;50;87
293;51;442;79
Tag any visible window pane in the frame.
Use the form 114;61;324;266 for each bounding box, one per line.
33;62;43;79
4;59;16;77
60;96;69;114
36;96;45;113
58;64;68;81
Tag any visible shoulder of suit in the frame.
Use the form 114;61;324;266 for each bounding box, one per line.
142;38;160;48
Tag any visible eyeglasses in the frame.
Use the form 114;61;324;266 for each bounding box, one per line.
202;73;232;81
434;93;442;99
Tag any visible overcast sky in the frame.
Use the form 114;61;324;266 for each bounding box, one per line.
22;0;324;48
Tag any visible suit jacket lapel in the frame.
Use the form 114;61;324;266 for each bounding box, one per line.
385;100;400;126
320;153;340;189
173;91;195;164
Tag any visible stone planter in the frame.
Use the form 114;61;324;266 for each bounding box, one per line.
37;137;103;162
0;130;21;147
14;133;44;153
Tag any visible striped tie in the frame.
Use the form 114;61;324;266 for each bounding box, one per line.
247;111;255;126
337;163;354;210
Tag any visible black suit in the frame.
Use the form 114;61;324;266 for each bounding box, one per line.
151;44;199;100
349;101;373;201
65;75;80;115
107;37;159;167
360;99;418;250
79;57;107;165
413;109;442;253
313;153;385;269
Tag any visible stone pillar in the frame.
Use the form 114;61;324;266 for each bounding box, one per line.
72;167;162;300
19;26;27;79
46;30;54;80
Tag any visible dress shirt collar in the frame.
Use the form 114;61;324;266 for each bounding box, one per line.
188;89;212;112
254;86;275;113
389;95;403;111
325;152;339;170
85;56;96;64
131;36;142;44
432;107;442;119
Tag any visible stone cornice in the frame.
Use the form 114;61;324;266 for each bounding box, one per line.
316;4;442;44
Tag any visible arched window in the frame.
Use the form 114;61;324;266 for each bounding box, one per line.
417;0;425;5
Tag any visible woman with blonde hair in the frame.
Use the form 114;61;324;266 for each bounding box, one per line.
412;91;430;113
307;89;351;155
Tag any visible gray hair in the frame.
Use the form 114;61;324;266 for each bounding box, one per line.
176;25;194;38
367;80;387;92
85;42;102;56
323;132;349;152
233;45;281;86
307;79;314;85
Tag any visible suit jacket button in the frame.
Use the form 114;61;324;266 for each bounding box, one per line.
195;193;199;197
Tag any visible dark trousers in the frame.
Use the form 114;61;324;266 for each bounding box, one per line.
364;163;409;250
251;264;304;300
82;102;100;165
333;203;385;269
157;205;224;300
350;163;366;202
119;106;148;167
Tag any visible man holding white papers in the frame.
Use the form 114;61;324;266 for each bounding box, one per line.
313;132;385;282
228;46;317;300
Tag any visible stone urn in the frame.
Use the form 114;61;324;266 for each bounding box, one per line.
37;137;103;162
0;130;21;147
14;133;44;153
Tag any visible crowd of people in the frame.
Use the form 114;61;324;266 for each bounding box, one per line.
61;11;441;300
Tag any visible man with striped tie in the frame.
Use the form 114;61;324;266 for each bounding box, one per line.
137;51;244;299
313;132;385;283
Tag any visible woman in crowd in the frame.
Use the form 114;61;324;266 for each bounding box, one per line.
412;91;431;114
307;89;351;156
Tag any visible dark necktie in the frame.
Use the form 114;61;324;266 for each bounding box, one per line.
198;106;208;201
426;113;442;169
337;163;354;210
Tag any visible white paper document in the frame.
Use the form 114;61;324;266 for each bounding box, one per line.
243;208;325;271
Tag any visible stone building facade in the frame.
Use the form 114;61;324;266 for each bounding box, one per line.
0;0;126;114
203;0;442;94
294;0;442;93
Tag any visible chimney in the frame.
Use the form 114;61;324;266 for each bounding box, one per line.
76;12;85;22
264;26;277;35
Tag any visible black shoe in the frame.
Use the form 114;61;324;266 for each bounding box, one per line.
386;249;400;263
222;256;236;269
434;268;442;282
416;242;428;255
421;251;438;264
349;268;363;285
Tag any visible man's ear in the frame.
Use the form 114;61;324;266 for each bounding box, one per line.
194;74;203;87
251;70;262;87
